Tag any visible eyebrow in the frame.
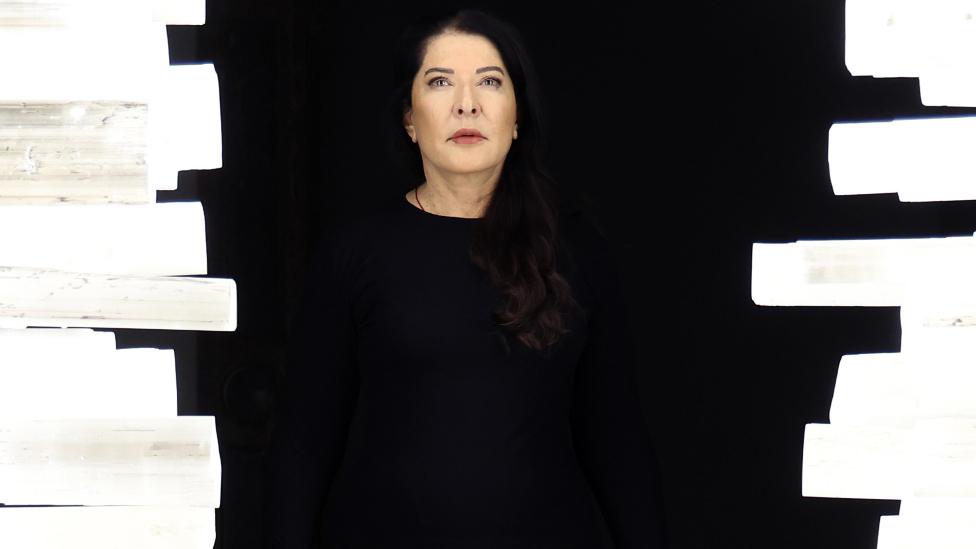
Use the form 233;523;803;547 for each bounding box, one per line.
424;66;506;76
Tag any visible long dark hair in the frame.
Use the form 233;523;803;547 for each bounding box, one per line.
385;9;583;354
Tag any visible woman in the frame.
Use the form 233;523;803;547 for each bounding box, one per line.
265;9;666;549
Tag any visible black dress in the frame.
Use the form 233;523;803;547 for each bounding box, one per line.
265;193;665;549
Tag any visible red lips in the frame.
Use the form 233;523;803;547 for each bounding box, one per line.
452;128;484;139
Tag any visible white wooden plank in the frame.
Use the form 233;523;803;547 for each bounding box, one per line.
900;302;976;359
919;72;976;108
899;304;976;419
0;327;116;354
0;25;169;102
828;117;976;201
829;354;915;424
148;64;223;191
877;499;976;549
845;0;914;77
913;368;976;420
151;0;206;25
805;419;976;500
802;422;909;500
895;118;976;201
0;417;220;506
0;101;149;204
911;418;976;497
876;515;902;549
0;0;205;26
830;351;976;422
899;496;976;517
846;0;976;78
0;348;175;418
0;67;221;193
0;202;206;275
0;506;215;549
751;237;976;306
0;268;236;331
0;0;149;26
827;119;906;197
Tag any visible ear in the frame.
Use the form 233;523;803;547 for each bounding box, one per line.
403;111;416;142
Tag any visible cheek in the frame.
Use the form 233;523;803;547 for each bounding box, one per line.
418;108;445;135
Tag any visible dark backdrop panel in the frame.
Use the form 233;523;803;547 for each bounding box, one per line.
163;0;976;547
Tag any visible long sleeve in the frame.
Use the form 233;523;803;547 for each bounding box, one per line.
264;221;361;549
570;233;668;549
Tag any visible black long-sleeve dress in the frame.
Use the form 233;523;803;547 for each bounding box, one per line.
264;193;665;549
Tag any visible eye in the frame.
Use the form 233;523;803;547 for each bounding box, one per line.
426;76;503;88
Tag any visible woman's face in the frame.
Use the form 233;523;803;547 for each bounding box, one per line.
404;32;518;178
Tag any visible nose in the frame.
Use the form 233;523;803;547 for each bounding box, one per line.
453;86;480;117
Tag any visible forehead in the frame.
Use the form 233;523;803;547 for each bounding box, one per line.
421;33;504;69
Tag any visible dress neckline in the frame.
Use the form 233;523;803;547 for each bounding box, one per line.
401;195;482;222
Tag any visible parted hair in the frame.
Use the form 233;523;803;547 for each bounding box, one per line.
385;8;583;354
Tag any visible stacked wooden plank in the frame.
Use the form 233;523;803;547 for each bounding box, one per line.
752;4;976;547
846;0;976;107
834;1;976;201
755;239;976;547
0;2;230;547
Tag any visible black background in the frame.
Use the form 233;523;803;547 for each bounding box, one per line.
146;1;976;547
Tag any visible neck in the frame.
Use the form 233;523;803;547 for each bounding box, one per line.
417;174;497;218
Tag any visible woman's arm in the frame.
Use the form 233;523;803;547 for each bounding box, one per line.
570;230;668;549
264;222;361;549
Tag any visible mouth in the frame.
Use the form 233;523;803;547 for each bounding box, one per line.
451;135;486;144
451;128;485;140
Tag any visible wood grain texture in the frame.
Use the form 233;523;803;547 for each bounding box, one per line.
0;416;220;506
0;101;148;204
0;268;236;331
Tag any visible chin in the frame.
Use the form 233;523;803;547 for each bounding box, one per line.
449;162;497;173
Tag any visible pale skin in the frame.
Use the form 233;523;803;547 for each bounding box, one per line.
403;31;519;219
